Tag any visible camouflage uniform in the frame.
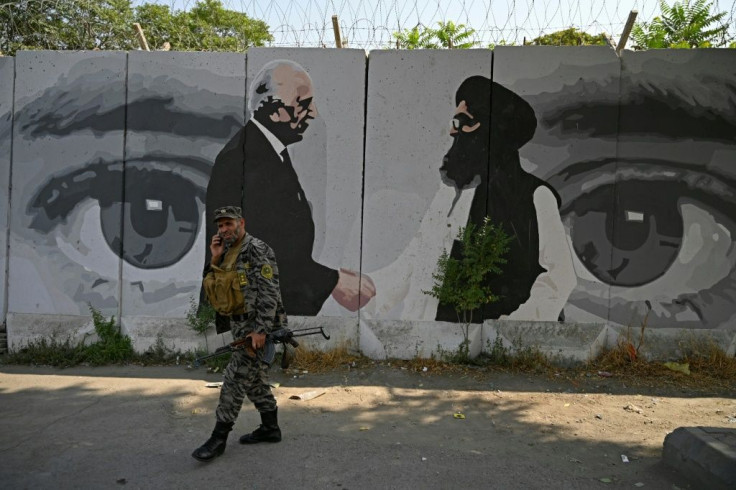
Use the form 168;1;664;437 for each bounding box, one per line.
205;233;286;424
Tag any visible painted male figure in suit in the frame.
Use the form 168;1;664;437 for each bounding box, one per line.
206;60;374;323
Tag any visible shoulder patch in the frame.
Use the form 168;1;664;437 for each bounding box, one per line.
261;264;274;280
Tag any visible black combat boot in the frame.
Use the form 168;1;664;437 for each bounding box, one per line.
239;409;281;444
192;421;233;462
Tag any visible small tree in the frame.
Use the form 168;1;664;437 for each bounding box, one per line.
186;297;216;351
425;217;511;359
392;25;437;49
631;0;731;49
433;21;477;49
530;28;609;46
392;21;476;49
488;39;515;49
182;0;272;51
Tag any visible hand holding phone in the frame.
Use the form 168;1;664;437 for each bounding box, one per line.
210;233;225;259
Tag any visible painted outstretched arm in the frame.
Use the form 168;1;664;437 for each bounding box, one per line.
503;186;577;321
360;185;474;320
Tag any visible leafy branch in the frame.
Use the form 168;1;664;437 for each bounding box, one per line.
631;0;732;49
424;217;511;359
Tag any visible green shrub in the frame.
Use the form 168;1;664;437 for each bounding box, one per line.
2;306;135;367
83;306;134;365
425;216;511;362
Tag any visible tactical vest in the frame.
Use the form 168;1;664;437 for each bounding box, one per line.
203;240;247;316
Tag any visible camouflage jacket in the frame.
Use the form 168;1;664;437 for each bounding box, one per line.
204;233;287;336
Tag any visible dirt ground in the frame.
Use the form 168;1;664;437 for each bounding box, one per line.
0;361;734;489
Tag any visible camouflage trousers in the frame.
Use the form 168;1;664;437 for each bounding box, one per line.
215;322;277;424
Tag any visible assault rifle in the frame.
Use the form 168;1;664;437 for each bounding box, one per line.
193;326;330;369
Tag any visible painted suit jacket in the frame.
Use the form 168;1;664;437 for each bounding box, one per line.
206;120;339;320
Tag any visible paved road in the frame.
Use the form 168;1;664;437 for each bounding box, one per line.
0;364;704;489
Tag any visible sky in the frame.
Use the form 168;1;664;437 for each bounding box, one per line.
132;0;735;49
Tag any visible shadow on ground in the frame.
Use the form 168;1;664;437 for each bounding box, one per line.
2;364;729;488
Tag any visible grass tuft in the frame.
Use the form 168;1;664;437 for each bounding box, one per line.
287;342;368;373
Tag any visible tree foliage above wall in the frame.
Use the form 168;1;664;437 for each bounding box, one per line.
393;21;477;49
0;0;273;56
632;0;733;49
529;28;610;46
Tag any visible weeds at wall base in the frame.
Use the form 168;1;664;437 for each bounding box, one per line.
0;307;199;368
2;307;734;391
288;337;734;393
288;343;364;373
586;331;736;393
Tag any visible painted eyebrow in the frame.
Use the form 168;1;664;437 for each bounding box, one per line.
22;94;242;139
537;81;736;143
548;157;736;216
16;84;245;138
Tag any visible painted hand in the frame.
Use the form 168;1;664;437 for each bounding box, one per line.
332;268;376;311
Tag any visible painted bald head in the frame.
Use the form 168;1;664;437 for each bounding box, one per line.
249;60;317;145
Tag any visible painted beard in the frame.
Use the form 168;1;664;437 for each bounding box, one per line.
291;116;311;135
440;131;489;190
275;116;309;145
255;100;309;145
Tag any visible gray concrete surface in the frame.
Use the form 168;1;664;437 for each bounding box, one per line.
663;427;736;490
2;363;730;489
9;317;736;367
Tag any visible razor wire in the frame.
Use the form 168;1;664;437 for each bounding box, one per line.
3;0;735;50
141;0;736;48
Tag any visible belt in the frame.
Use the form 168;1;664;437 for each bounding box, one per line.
230;313;247;322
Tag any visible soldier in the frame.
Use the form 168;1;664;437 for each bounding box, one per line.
192;205;286;462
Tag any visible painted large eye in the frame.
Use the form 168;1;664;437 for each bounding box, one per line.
103;167;202;269
566;179;685;287
553;158;736;327
29;160;207;270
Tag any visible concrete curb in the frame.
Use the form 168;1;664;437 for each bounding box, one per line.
662;427;736;490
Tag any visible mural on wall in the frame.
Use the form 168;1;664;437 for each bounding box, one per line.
206;49;369;320
121;51;245;317
9;51;128;317
2;47;734;335
0;57;13;319
6;51;245;321
572;50;736;329
501;47;736;330
4;48;367;330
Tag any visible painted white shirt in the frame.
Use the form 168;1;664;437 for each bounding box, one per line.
251;118;286;161
361;184;576;321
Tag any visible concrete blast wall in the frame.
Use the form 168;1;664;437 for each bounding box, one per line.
1;48;734;359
